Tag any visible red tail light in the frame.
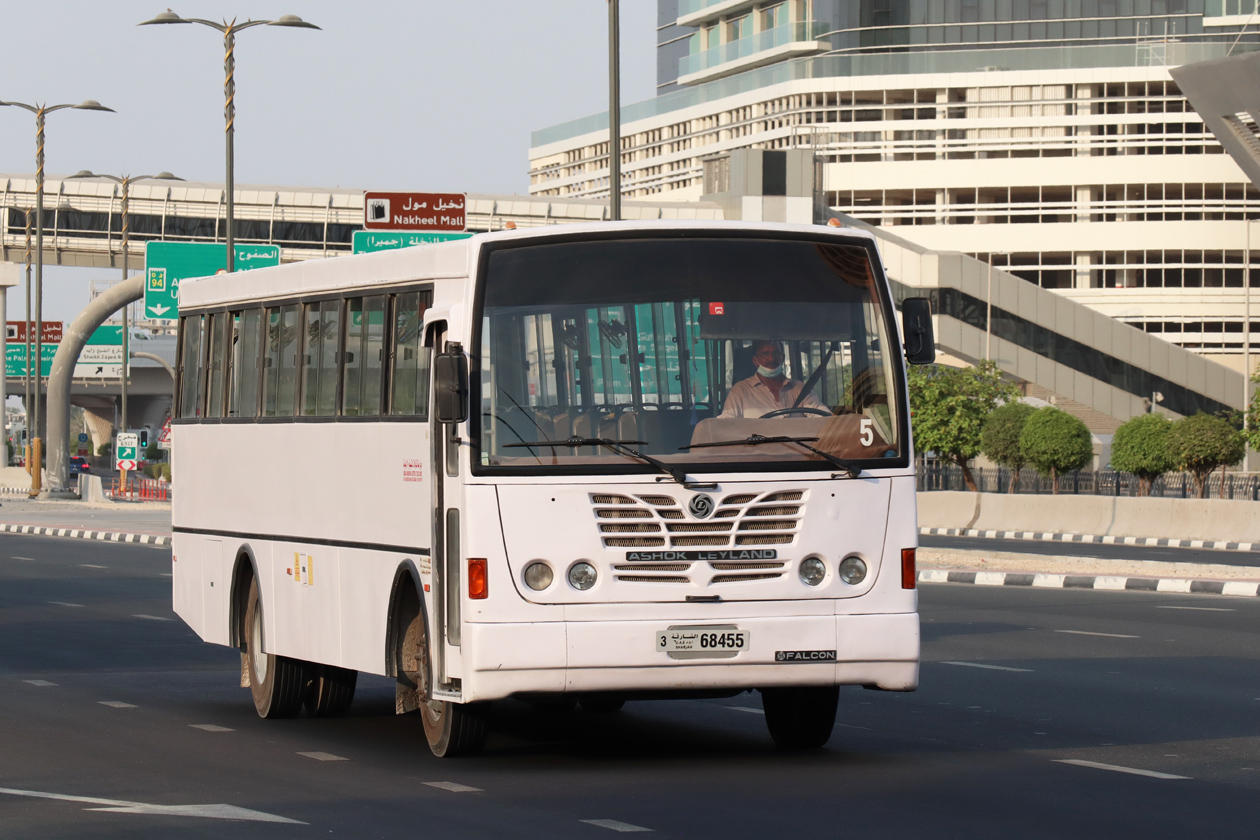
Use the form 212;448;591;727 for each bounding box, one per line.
468;558;488;600
901;548;916;589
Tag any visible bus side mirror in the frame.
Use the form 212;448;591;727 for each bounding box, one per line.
902;298;935;365
433;346;468;424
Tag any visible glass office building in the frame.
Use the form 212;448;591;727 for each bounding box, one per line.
530;1;1260;371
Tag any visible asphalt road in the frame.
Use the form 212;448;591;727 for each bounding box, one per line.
1;536;1258;838
920;532;1260;567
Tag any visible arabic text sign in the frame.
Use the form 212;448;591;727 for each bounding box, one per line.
363;192;466;232
6;321;63;344
352;230;474;254
116;432;138;472
5;343;56;378
144;242;280;321
74;326;124;379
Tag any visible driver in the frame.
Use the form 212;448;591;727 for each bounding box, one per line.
719;339;827;419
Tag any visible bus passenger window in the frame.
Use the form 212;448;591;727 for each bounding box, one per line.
362;296;386;416
177;314;205;419
206;312;227;418
300;301;340;417
276;304;299;417
390;291;431;417
229;308;262;418
262;307;282;417
342;295;386;416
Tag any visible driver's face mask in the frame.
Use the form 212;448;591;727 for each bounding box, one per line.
756;363;785;378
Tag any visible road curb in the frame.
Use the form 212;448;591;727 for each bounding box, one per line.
918;568;1260;597
920;526;1256;553
0;523;170;546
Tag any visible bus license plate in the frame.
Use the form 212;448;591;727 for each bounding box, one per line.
656;624;748;660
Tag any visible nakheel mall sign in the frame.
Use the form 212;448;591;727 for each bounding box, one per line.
363;192;466;232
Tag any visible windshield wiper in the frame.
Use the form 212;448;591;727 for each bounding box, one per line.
681;434;862;479
505;437;689;486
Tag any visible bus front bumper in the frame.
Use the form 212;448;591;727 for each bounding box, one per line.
460;612;918;703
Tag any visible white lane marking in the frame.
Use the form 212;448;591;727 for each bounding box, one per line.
297;751;347;762
0;786;303;823
132;615;174;622
48;601;84;608
80;564;106;569
940;660;1034;672
423;781;483;792
1157;606;1235;612
98;701;137;709
160;573;172;577
12;556;35;561
190;724;234;732
581;819;653;832
725;705;765;714
23;680;57;687
1054;630;1139;639
1053;759;1189;780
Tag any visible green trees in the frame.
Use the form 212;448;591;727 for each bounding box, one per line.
980;402;1035;492
908;361;1018;492
1018;407;1093;493
1168;412;1245;498
1110;414;1176;496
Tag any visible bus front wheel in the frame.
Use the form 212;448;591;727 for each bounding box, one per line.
244;578;308;718
760;686;839;749
421;698;490;758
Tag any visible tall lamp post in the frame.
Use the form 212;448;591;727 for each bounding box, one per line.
68;171;182;448
139;11;319;273
0;98;114;495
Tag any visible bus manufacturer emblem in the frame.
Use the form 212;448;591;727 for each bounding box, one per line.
688;494;715;519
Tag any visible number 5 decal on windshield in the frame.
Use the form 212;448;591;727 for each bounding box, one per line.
860;418;874;447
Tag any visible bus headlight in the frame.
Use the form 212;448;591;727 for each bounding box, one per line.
568;561;597;591
799;556;826;586
838;556;868;585
524;562;554;591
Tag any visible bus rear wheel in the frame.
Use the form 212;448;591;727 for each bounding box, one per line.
305;665;357;717
760;686;839;749
244;578;307;718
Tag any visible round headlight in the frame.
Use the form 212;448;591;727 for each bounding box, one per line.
568;561;598;591
799;556;826;586
524;562;553;591
838;556;868;585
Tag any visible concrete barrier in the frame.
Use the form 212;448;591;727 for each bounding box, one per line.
917;491;1260;543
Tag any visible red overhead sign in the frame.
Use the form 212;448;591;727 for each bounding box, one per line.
363;192;466;232
6;321;63;343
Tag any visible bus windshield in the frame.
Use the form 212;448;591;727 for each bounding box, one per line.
475;235;903;474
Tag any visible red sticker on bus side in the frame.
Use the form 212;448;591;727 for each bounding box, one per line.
709;302;724;315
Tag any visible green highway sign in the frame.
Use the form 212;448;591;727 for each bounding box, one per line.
145;242;280;321
352;230;473;254
5;343;56;378
116;432;139;471
75;326;124;379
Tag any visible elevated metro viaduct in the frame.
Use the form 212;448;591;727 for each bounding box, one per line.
0;172;1238;458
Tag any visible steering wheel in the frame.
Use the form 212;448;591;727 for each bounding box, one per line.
759;407;832;419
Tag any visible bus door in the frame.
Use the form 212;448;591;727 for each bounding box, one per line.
427;322;464;690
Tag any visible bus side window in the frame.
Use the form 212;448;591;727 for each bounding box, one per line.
276;304;300;417
228;308;262;418
206;312;227;418
177;314;205;419
343;297;365;416
300;301;339;417
262;307;282;417
362;295;386;416
389;290;431;417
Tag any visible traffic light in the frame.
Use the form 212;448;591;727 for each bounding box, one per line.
138;428;149;449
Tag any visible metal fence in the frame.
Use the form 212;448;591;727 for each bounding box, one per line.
917;463;1260;500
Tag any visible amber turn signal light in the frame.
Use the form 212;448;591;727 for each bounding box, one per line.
468;558;488;599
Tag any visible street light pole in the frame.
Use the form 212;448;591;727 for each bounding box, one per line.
607;0;621;222
140;11;320;273
0;98;114;495
68;171;181;445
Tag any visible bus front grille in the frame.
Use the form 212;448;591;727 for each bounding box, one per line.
710;572;784;583
591;490;805;551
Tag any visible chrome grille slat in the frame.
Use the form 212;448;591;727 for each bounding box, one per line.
595;509;652;519
745;506;801;517
671;536;731;546
603;537;665;547
666;522;733;532
615;575;690;583
736;535;794;545
613;563;692;572
600;523;662;533
760;491;803;502
709;561;785;571
711;572;784;583
738;520;798;531
591;494;635;505
721;494;757;505
659;510;685;520
636;495;677;506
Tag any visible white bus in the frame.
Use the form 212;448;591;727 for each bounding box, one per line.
172;221;935;757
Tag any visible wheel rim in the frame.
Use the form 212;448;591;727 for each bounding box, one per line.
251;602;268;684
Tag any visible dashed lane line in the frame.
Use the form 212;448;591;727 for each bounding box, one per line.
1054;630;1140;639
98;701;137;709
23;680;56;687
79;564;106;569
581;819;653;832
132;615;174;622
1157;605;1235;612
297;751;347;762
48;601;83;607
190;724;234;732
1054;759;1190;780
0;786;304;823
11;556;34;561
423;782;483;793
940;661;1034;672
725;706;765;715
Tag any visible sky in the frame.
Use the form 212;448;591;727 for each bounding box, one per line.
0;1;658;322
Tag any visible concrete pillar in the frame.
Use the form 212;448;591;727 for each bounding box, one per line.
81;404;115;456
1075;253;1094;289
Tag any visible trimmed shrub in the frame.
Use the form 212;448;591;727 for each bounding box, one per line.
1168;412;1245;498
1019;407;1093;493
981;401;1036;492
1110;413;1175;496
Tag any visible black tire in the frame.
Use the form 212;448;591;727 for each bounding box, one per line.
421;698;491;758
579;697;625;714
760;686;839;749
304;665;358;717
244;577;307;718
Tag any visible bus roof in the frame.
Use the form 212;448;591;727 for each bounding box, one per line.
178;220;878;311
